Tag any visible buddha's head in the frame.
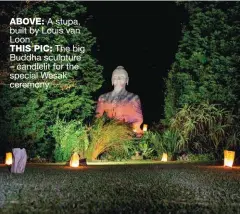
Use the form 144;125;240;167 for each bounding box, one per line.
111;66;129;90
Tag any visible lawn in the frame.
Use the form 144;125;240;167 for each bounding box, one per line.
0;162;240;213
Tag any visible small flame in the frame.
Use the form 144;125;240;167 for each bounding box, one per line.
143;124;148;132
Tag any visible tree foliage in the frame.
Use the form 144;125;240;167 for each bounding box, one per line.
164;2;240;123
0;1;103;157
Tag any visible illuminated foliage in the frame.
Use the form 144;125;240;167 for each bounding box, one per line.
52;117;89;162
86;115;133;161
0;2;103;157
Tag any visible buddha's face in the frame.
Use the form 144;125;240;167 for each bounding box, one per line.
112;70;129;89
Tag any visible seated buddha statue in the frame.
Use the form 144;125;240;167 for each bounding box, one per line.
96;66;143;135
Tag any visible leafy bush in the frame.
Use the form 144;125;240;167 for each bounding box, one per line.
86;115;134;160
161;130;182;155
52;117;89;162
137;130;181;159
170;102;240;159
101;142;132;161
138;142;154;159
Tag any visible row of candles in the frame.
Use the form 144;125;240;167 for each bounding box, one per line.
3;124;148;168
4;150;235;168
135;124;236;167
3;121;235;168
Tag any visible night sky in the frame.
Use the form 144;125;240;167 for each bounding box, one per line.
82;2;188;125
0;1;188;126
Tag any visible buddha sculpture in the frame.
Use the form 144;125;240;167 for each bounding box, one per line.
96;66;143;134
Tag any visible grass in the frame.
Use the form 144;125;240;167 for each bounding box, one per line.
0;162;240;213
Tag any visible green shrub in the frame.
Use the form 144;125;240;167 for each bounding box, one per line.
170;102;240;159
99;139;135;161
161;129;182;155
138;142;154;159
86;115;133;160
137;130;181;159
52;117;89;162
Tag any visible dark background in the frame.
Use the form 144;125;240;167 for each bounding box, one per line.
0;1;188;126
83;2;188;125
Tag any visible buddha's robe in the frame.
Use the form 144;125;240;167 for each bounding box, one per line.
96;89;143;133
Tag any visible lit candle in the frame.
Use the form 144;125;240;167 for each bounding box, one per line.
161;153;167;162
224;150;235;167
143;124;148;132
5;152;13;165
70;152;79;167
